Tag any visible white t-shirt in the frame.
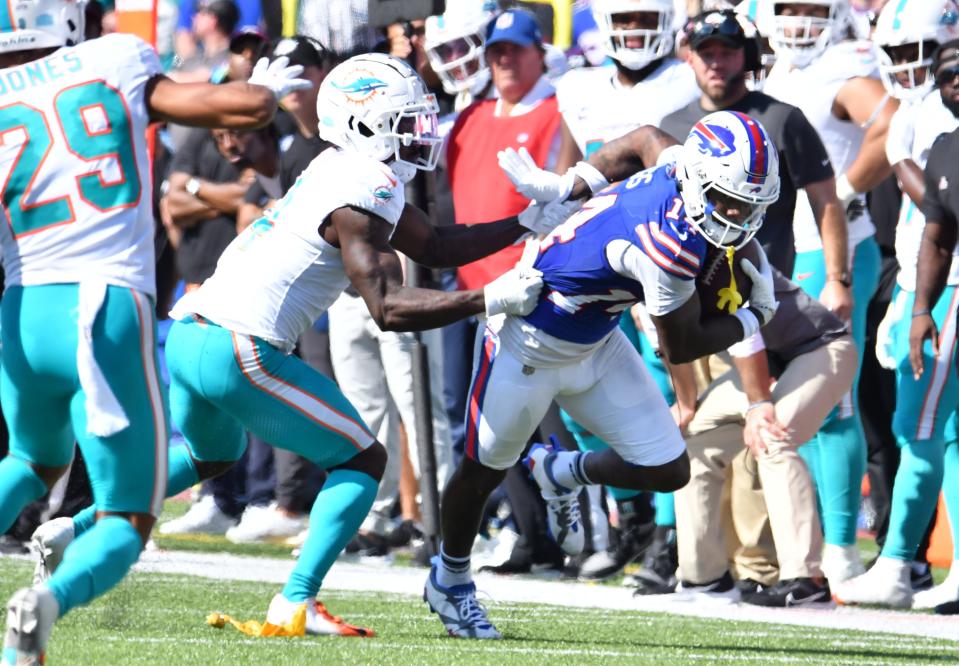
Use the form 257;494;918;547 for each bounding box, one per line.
764;41;880;254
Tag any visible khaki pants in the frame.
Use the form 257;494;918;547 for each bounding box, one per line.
676;335;858;583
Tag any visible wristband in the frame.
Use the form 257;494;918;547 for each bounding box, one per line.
912;309;932;318
734;307;760;340
571;161;609;195
835;173;857;207
746;399;773;414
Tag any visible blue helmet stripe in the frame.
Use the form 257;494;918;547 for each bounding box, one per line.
731;111;768;185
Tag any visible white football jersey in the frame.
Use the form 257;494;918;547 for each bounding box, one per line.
556;61;699;158
764;41;879;253
894;93;959;291
0;34;161;295
171;148;406;352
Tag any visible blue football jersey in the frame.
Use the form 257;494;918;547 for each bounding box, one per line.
524;166;708;344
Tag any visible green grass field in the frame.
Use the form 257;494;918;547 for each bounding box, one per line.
2;554;958;665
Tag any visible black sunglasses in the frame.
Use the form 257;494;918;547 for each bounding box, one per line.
686;11;744;45
936;65;959;86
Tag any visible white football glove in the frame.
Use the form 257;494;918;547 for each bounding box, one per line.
518;198;583;236
741;252;778;325
484;266;544;317
248;56;312;101
498;146;575;203
885;103;916;167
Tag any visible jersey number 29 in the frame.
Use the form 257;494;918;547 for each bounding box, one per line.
0;80;141;239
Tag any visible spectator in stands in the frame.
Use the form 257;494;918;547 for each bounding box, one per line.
173;0;239;83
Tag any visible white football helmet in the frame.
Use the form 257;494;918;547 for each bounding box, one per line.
767;0;849;68
592;0;676;70
678;110;780;250
423;0;496;95
0;0;85;54
874;0;959;101
317;53;442;184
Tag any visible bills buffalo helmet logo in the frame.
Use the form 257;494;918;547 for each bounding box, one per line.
691;121;736;158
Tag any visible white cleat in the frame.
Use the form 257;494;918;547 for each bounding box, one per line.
2;588;59;666
158;495;236;535
821;543;866;586
833;556;912;609
423;562;501;639
29;518;75;586
913;565;959;610
226;503;306;544
524;443;585;556
266;594;373;637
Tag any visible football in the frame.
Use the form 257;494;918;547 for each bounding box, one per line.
695;239;761;316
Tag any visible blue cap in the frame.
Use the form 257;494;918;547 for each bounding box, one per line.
485;9;543;48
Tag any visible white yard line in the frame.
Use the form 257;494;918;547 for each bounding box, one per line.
130;549;959;643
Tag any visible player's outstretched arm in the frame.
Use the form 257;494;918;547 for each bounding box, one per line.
335;207;541;331
390;203;526;268
146;56;312;129
573;126;679;199
147;77;276;129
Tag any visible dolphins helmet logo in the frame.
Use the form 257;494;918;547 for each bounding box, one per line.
691;121;736;158
331;68;389;105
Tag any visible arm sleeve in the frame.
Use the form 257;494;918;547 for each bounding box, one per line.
727;331;767;358
781;107;834;188
606;239;695;316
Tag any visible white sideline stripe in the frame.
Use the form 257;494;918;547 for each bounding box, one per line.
130;550;959;643
100;636;905;664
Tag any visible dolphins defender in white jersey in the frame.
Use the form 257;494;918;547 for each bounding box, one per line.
28;51;557;642
757;0;898;584
0;0;312;661
557;0;699;160
835;2;959;609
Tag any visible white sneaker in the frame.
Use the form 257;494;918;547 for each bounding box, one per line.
673;571;741;604
29;518;75;585
833;556;912;608
821;543;866;585
158;495;236;535
225;503;306;544
524;443;585;556
3;588;59;666
266;593;373;637
423;561;501;639
913;563;959;609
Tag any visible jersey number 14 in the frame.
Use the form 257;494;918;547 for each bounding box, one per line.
0;80;141;239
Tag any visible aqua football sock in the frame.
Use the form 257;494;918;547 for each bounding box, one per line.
282;469;378;602
44;516;142;616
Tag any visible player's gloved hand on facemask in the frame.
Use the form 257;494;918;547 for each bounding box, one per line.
484;266;544;317
498;147;575;203
741;252;778;325
518;198;583;236
248;56;313;101
885;103;916;167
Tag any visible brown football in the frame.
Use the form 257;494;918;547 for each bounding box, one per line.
695;240;761;316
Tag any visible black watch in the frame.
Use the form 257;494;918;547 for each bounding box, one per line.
828;272;852;288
